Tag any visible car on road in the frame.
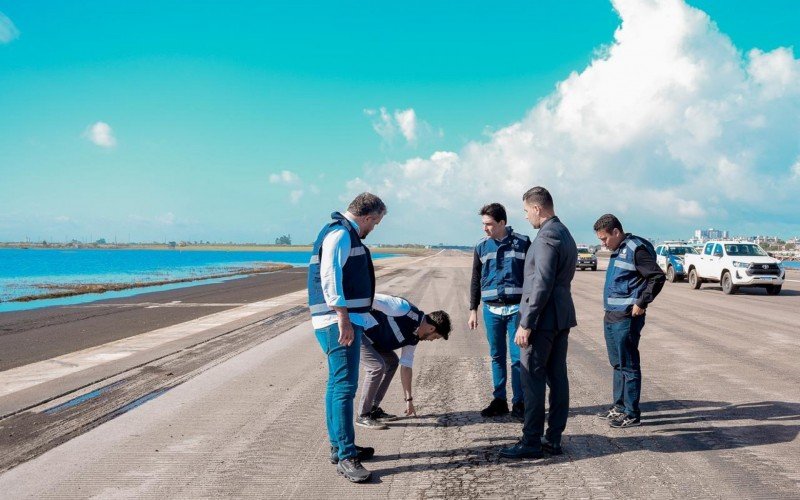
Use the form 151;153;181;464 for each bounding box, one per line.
576;247;597;271
684;241;785;295
654;242;698;282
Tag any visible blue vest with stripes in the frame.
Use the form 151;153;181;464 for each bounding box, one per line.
476;228;530;305
307;212;375;317
365;303;424;351
604;234;656;312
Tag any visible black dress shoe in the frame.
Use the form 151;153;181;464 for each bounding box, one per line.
541;441;563;455
498;441;544;459
330;445;375;464
336;458;371;483
480;398;509;417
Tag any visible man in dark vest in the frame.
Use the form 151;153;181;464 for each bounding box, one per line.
307;192;386;483
500;186;577;460
468;203;531;420
355;294;452;429
593;214;665;428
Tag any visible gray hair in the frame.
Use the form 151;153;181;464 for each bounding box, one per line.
522;186;554;210
347;192;387;217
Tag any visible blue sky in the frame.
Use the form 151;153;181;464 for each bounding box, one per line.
1;0;799;246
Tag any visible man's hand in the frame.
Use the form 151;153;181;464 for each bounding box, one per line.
632;304;646;317
405;400;417;417
468;310;478;330
338;318;355;346
514;326;531;348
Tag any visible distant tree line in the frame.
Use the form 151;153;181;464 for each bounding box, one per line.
275;234;292;245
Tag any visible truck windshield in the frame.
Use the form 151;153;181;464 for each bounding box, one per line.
724;244;768;256
578;249;591;255
667;246;696;255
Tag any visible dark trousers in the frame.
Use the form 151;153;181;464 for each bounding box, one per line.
520;328;570;448
603;316;645;418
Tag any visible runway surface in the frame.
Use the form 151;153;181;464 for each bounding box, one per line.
0;253;798;498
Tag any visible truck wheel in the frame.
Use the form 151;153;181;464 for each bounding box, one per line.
766;285;782;295
666;266;677;283
689;269;701;289
591;265;597;271
721;271;738;295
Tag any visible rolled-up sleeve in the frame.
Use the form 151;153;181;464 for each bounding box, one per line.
320;229;351;307
399;344;416;368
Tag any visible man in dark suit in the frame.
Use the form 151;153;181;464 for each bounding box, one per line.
499;186;578;460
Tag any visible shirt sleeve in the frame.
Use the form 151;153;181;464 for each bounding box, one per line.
470;248;482;310
634;247;666;308
320;228;351;307
399;344;416;368
372;293;411;316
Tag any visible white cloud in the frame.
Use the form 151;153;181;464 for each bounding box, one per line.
290;190;303;204
394;109;417;143
0;12;19;44
84;122;117;148
348;0;800;243
364;107;441;146
269;170;300;184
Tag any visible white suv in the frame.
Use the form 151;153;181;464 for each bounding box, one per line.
683;241;785;295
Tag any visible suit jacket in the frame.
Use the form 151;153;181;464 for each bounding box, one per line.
519;216;578;331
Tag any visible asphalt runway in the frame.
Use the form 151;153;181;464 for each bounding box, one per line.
1;253;798;498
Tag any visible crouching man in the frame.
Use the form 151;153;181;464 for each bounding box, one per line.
355;293;452;429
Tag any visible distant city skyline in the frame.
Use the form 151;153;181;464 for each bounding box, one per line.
1;0;799;246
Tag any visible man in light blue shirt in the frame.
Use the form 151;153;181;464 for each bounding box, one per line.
307;193;386;483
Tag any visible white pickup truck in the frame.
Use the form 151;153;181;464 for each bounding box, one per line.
684;241;785;295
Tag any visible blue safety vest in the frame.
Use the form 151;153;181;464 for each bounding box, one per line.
603;234;656;312
476;227;530;304
307;212;375;317
365;303;424;351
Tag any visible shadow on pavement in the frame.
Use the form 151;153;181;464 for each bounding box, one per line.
370;399;800;479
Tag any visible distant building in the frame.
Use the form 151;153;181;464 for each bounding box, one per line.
694;228;729;241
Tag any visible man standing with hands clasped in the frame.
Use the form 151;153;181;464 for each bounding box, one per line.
307;192;386;483
593;214;665;428
499;186;577;460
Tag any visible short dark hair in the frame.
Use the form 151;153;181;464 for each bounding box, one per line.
348;192;387;217
593;213;624;233
479;203;507;224
522;186;554;209
425;310;451;340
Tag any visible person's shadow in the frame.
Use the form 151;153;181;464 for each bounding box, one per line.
370;399;800;478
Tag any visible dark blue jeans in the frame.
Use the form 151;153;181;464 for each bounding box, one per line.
315;322;363;461
482;306;523;404
604;316;645;418
520;329;570;448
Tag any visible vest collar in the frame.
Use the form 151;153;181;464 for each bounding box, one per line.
331;211;361;235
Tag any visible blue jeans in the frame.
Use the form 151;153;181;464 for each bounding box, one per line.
483;305;523;404
604;316;645;418
315;322;363;461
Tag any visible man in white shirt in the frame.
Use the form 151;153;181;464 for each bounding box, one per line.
307;193;386;483
355;293;452;430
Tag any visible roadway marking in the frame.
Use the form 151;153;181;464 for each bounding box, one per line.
0;290;309;398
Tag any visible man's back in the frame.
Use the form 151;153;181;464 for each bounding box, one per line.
519;216;578;331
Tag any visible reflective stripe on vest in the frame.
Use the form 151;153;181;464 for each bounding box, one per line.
309;297;373;315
